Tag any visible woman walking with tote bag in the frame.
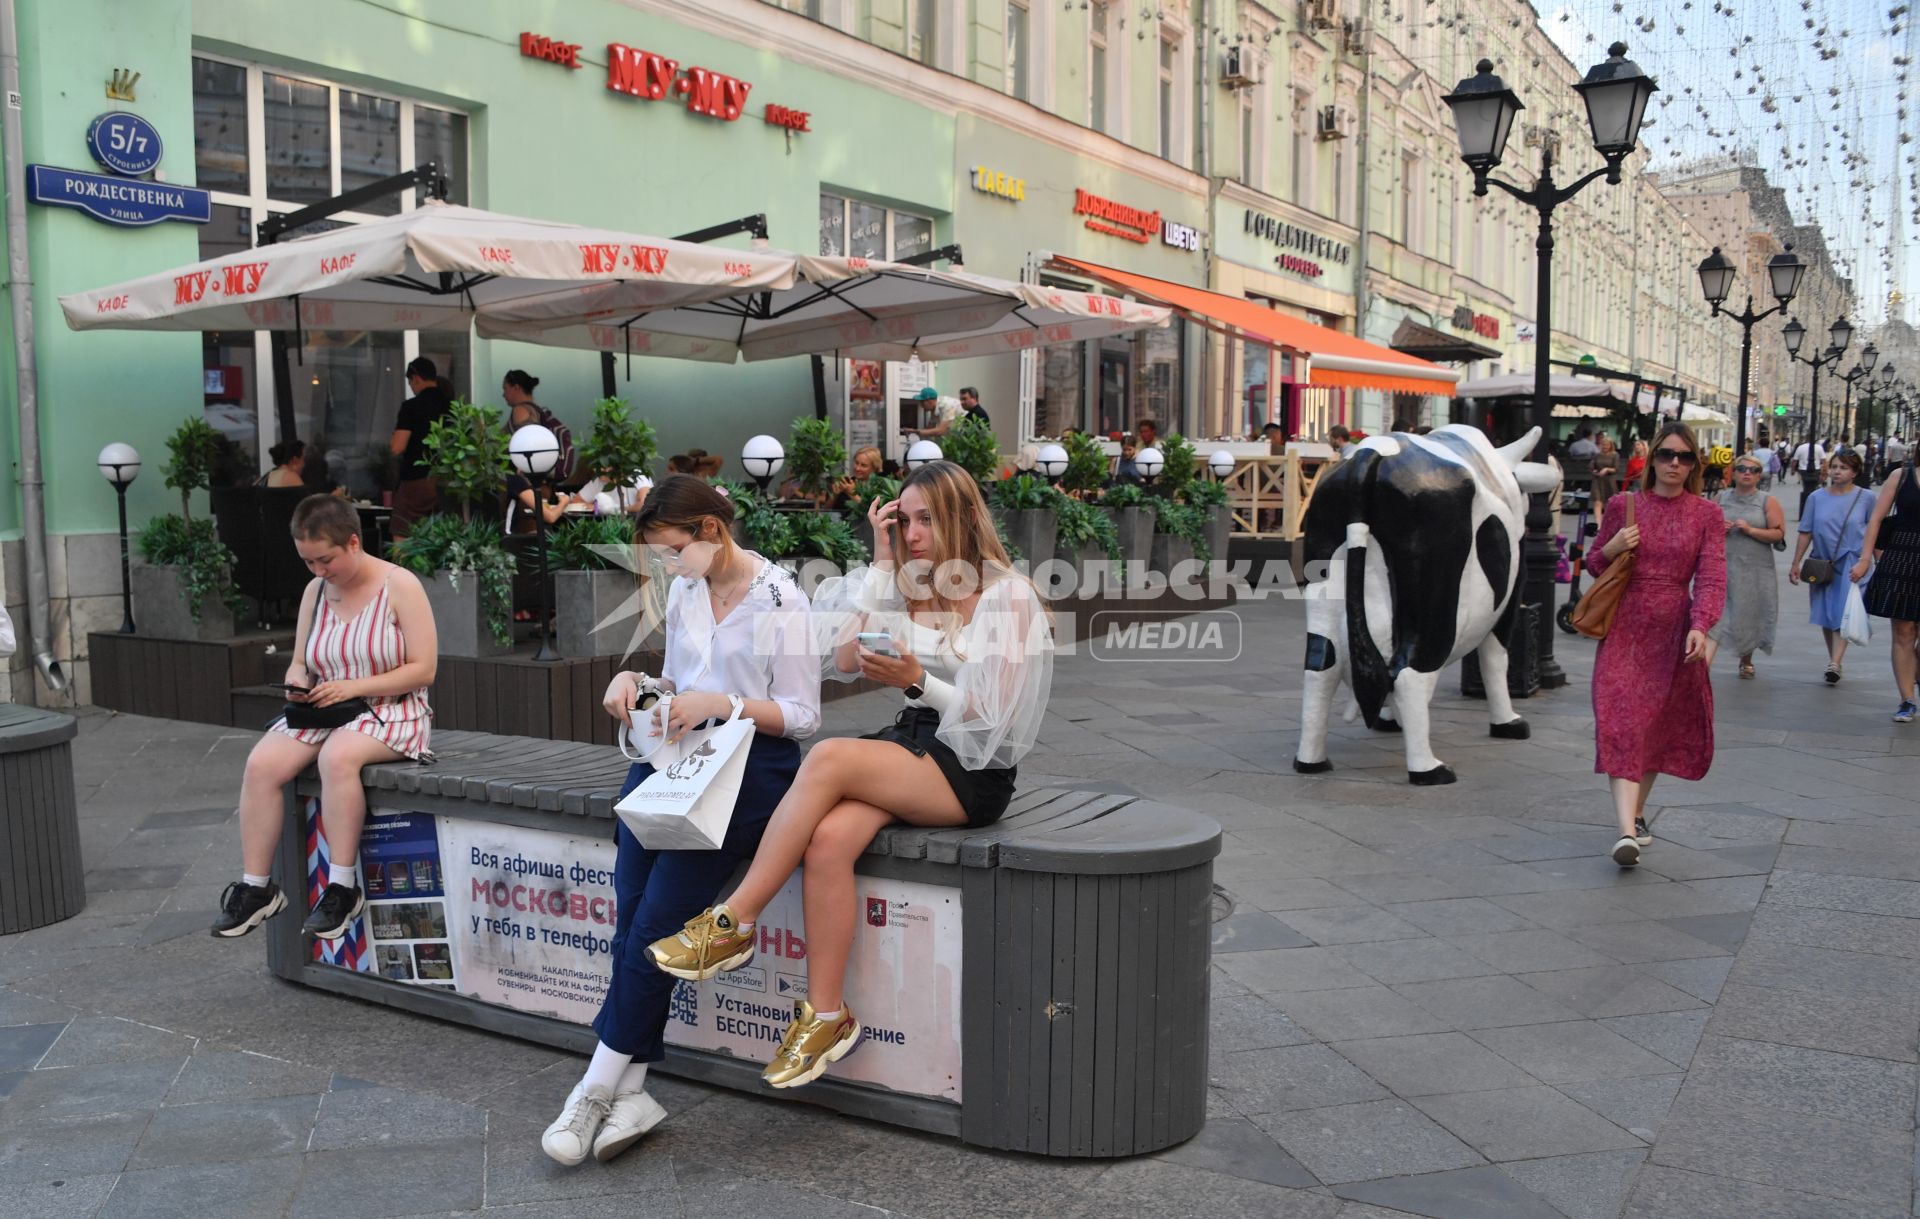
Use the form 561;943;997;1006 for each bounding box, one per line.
1585;423;1727;867
1790;451;1874;683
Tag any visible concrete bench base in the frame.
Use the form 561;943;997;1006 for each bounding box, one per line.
266;729;1220;1157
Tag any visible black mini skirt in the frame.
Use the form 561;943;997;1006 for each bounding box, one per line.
861;707;1016;828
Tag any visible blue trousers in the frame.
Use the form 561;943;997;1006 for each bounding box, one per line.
591;732;800;1061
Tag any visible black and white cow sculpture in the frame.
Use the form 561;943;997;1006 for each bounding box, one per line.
1293;425;1559;785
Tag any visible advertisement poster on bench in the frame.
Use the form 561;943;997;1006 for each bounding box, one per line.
306;802;456;989
663;873;964;1102
437;818;620;1025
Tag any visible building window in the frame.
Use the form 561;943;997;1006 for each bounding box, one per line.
1089;2;1109;132
1007;1;1030;101
191;55;470;479
908;0;937;64
819;192;935;262
1400;152;1420;253
1158;34;1176;160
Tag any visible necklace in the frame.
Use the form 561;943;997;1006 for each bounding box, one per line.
707;557;756;609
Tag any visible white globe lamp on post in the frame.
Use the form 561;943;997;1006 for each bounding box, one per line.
906;439;943;470
1034;442;1070;484
741;434;785;497
1134;445;1165;488
508;425;563;662
97;443;141;634
1208;450;1236;481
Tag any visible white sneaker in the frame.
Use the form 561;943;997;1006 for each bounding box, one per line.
1612;837;1640;867
592;1089;668;1162
541;1083;611;1166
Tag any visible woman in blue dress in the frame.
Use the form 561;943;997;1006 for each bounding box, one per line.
1789;451;1875;683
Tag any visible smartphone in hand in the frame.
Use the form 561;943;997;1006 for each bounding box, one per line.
269;682;313;694
856;631;898;657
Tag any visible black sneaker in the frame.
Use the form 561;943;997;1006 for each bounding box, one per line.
302;883;365;940
211;881;287;938
1634;817;1653;847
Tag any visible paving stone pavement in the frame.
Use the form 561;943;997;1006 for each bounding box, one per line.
3;518;1918;1218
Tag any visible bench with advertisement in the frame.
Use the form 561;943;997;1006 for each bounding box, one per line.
266;730;1221;1158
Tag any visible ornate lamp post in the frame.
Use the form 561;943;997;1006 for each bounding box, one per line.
1783;316;1853;512
1697;244;1805;457
1862;364;1897;483
96;443;140;634
507;424;563;663
1444;42;1658;691
741;434;785;497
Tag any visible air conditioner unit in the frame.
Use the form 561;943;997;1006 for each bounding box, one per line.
1342;17;1368;54
1316;105;1346;141
1307;0;1340;31
1222;45;1261;88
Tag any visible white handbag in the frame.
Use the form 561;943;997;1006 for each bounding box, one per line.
615;696;754;851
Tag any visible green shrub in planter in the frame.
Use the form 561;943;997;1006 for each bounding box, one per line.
844;472;901;516
731;489;797;557
162;416;227;522
1156;432;1199;503
136;514;249;622
787;510;868;569
986;473;1052;511
1184;479;1229;510
788;417;848;502
391;513;515;647
575;398;658;488
1101;482;1146;509
941;414;1001;484
1060;430;1111;496
549;515;637;570
420;400;512;522
1148;499;1211;564
1052;489;1125;588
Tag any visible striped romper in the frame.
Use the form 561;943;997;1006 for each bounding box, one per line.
274;572;432;760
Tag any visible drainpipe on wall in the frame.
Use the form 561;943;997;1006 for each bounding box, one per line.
1194;0;1212;440
1352;21;1374;429
0;0;65;696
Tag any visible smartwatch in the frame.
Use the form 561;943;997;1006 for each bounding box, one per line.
903;679;925;701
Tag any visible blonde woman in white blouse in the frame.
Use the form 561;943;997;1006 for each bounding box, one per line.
541;475;819;1167
646;460;1054;1090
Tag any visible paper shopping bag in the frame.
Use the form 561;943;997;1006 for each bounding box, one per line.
614;712;754;850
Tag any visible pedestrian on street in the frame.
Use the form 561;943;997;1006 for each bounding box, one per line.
1624;438;1649;483
541;475;819;1167
1789;451;1875;684
1711;455;1785;680
1857;452;1920;721
211;496;437;941
645;460;1054;1090
1590;433;1620;503
1586;423;1727;868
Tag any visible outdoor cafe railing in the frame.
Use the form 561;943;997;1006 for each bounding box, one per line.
1220;453;1329;541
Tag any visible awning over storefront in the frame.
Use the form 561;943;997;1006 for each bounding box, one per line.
1048;256;1459;397
1389;318;1500;364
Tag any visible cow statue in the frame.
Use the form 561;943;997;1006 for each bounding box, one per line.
1293;425;1559;785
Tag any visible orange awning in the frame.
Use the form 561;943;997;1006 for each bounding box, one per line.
1050;256;1459;397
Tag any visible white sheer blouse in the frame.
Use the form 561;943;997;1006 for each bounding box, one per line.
661;555;820;741
813;564;1054;771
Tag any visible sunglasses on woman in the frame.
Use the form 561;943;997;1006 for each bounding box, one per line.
1652;448;1698;466
1732;464;1762;474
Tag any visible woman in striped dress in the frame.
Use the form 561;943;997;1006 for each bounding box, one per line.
212;495;437;942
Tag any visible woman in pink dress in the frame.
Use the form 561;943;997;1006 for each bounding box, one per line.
1585;423;1727;867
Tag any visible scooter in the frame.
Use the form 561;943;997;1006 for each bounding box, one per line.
1556;485;1597;634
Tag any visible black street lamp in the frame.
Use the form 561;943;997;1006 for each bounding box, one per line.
1837;343;1879;462
1697;244;1806;457
1783;316;1853;512
1444;42;1657;692
96;443;140;634
508;424;563;663
1861;364;1897;483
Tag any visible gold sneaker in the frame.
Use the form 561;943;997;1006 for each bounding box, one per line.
645;904;756;980
762;1000;863;1090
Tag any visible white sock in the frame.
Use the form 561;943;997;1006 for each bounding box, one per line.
242;873;270;888
813;1008;842;1021
328;861;358;888
616;1061;649;1096
582;1041;631;1095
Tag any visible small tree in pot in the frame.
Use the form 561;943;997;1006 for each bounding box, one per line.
941;415;1002;485
575;397;658;503
787;417;848;505
1098;482;1154;581
132;416;253;639
549;514;645;657
401;402;515;655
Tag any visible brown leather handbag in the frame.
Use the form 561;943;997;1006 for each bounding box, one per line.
1571;494;1636;640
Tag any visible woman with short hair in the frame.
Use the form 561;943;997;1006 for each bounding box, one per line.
1712;455;1786;679
211;495;436;940
1790;450;1875;683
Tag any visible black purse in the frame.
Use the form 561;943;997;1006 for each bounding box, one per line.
1800;489;1868;586
278;698;381;731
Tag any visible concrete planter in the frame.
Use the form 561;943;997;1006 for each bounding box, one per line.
1101;507;1154;581
554;568;642;658
1150;533;1198;585
1205;505;1232;565
422;569;510;658
131;562;249;641
1045;540;1108;603
994;508;1057;576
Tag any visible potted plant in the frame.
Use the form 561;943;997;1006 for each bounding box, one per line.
986;473;1056;574
941;414;1002;485
132;417;254;639
1048;488;1124;601
575;397;658;504
787;417;847;505
1185;477;1233;568
1099;482;1155;578
843;471;900;555
1156;432;1200;503
1147;498;1211;585
400;402;514;655
549;515;644;657
1059;431;1111;498
391;513;515;657
133;513;252;640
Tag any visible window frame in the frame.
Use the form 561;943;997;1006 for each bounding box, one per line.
192;51;470;466
1006;0;1031;102
1088;1;1109;133
1157;30;1178;161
